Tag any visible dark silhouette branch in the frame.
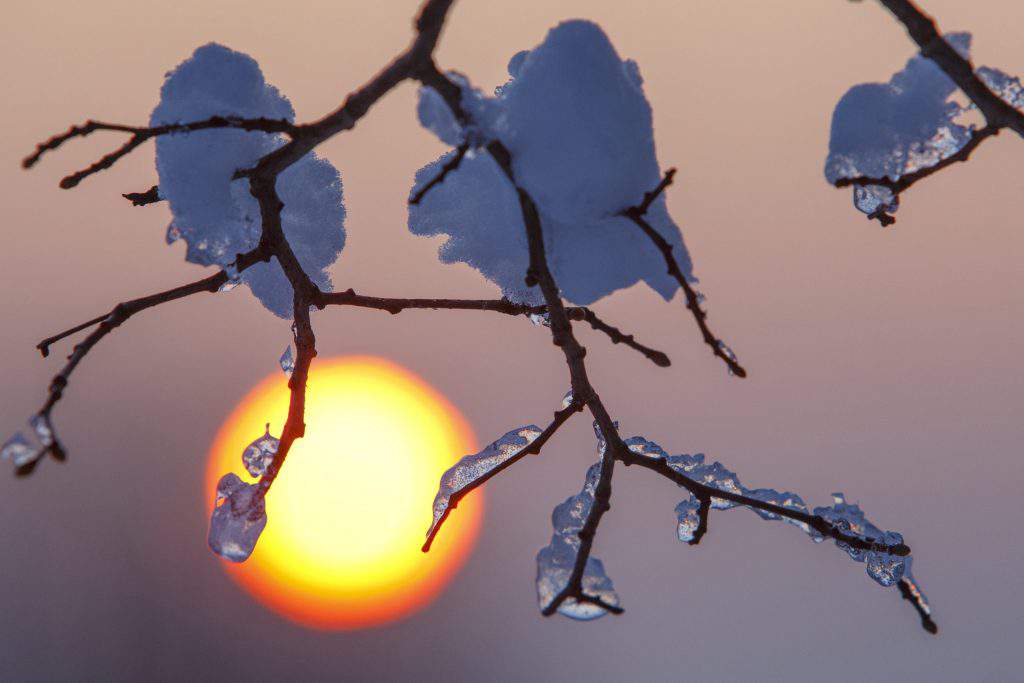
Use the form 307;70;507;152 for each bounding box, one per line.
318;289;670;366
621;169;747;377
422;396;585;552
835;125;1000;194
24;117;299;189
123;186;162;206
409;143;469;204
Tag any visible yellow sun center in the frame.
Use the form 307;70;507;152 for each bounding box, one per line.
205;355;482;629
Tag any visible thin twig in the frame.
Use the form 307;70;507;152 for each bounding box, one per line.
409;143;469;205
318;289;671;366
24;116;299;188
26;258;266;475
621;169;747;377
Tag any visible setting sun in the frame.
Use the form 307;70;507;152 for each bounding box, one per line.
205;356;482;630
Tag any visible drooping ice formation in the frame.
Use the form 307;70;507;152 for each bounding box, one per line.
278;346;295;375
208;473;267;562
152;43;346;317
535;425;620;620
1;432;41;469
410;21;693;306
424;425;542;548
241;424;279;478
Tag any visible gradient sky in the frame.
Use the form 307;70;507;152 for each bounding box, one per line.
2;1;1023;681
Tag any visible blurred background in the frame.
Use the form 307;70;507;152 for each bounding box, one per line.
2;1;1022;680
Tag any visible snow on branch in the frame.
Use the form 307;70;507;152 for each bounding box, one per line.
828;1;1024;225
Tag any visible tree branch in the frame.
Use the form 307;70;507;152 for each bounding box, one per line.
621;169;747;377
318;288;670;366
25;257;267;475
409;143;469;205
618;450;910;556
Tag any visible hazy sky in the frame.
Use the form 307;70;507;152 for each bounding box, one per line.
2;1;1023;681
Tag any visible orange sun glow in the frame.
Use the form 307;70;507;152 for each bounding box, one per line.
205;355;482;630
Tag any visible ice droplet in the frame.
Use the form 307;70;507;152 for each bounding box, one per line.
208;473;267;562
1;433;41;468
675;497;701;543
29;415;54;447
279;346;295;375
866;550;906;587
241;424;279;478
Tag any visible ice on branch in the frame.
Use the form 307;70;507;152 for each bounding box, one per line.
2;414;57;474
208;473;267;562
2;433;41;470
279;346;295;375
410;20;693;306
813;493;907;587
627;434;916;589
423;425;542;550
152;43;346;317
825;33;1022;221
241;424;279;478
536;430;620;620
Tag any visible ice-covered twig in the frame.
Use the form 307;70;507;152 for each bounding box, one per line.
423;396;584;552
23;116;300;188
620;169;746;377
539;429;618;617
834;125;999;194
834;124;999;226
